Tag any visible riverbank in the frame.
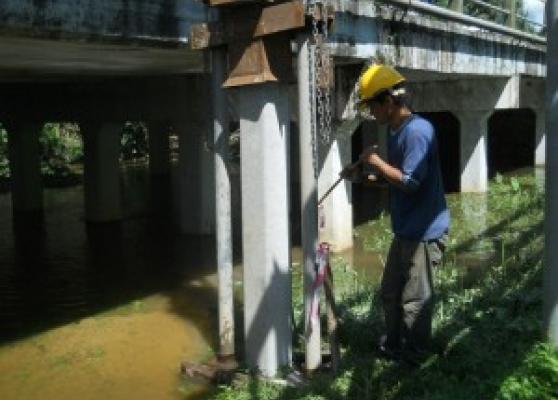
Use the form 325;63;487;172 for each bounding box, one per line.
208;171;558;400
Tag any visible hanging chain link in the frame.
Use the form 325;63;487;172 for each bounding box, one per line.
308;1;319;179
307;0;333;179
311;0;333;146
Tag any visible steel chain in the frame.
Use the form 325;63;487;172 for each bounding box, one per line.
307;0;333;179
321;3;333;146
308;1;319;179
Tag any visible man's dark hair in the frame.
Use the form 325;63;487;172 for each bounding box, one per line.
370;82;411;108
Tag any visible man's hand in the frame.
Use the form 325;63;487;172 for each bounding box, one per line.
360;145;382;168
339;161;361;181
360;146;406;189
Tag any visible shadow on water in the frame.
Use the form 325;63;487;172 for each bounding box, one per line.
0;164;224;349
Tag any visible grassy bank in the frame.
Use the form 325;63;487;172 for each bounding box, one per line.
207;172;558;400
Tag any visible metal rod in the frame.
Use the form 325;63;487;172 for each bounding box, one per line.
318;158;362;206
544;0;558;346
318;175;344;206
468;0;511;16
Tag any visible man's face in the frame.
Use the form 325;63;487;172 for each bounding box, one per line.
367;97;391;125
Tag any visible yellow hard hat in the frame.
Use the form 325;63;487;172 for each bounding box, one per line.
359;64;406;103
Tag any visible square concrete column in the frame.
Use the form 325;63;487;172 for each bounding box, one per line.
535;109;546;166
147;121;171;218
6;122;43;213
237;83;292;377
82;122;123;222
318;134;353;251
457;110;491;192
174;118;215;235
147;121;170;176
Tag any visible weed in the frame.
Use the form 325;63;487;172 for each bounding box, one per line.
209;171;556;400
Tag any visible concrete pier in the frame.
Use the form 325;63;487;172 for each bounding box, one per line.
6;122;43;213
147;122;170;176
82;122;123;222
175;116;215;235
319;134;353;251
297;36;321;372
237;83;292;377
147;121;171;218
211;47;235;358
458;111;491;192
535;110;546;166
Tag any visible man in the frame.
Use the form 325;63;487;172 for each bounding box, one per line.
343;64;450;363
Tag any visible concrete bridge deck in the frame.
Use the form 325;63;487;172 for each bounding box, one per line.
0;0;547;80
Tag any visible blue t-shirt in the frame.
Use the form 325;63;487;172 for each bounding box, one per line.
387;114;450;241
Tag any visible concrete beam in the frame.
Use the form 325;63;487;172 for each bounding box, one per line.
0;76;208;123
410;76;521;112
237;83;292;377
0;0;205;43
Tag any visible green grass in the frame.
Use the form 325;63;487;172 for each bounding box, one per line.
206;171;557;400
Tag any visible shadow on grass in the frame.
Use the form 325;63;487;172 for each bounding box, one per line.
216;190;546;400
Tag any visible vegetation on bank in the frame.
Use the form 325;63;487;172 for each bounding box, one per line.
0;122;149;186
206;173;557;400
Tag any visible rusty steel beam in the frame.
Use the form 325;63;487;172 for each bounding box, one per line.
223;33;293;87
190;0;305;49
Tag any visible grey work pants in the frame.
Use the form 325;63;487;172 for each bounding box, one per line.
380;235;446;351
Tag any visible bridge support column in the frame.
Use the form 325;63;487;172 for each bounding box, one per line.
174;118;215;235
318;133;353;251
148;122;170;176
147;121;171;217
82;122;123;222
545;0;558;346
237;83;292;377
457;110;490;192
535;109;546;166
6;122;43;214
211;47;235;358
297;35;321;372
